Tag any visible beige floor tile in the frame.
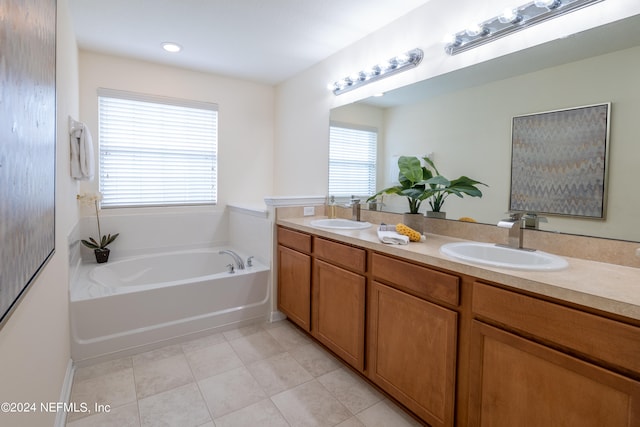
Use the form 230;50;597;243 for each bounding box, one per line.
68;368;137;422
289;343;342;378
261;319;287;330
66;401;140;427
228;330;285;364
132;344;183;366
67;322;421;426
336;417;366;427
133;354;195;399
184;340;244;380
356;400;422;427
74;357;133;383
271;380;352;427
222;323;264;340
247;352;313;395
138;383;211;427
181;331;226;353
198;366;267;418
214;399;289;427
265;322;312;350
317;368;382;415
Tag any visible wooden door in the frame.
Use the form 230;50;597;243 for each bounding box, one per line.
468;321;640;427
368;281;457;427
313;259;365;370
277;245;311;331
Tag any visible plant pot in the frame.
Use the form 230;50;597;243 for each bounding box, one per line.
403;213;424;234
426;211;446;219
94;248;110;263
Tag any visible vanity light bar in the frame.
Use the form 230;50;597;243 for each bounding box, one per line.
331;48;424;95
444;0;604;55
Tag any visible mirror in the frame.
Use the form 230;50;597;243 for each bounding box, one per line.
329;15;640;242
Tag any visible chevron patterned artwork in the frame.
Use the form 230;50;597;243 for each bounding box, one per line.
509;103;610;218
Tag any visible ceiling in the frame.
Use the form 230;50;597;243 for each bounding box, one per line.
68;0;431;85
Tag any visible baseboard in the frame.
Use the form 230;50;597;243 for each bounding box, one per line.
54;359;75;427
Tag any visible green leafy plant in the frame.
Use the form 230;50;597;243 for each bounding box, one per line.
77;193;119;250
367;155;486;214
420;156;486;212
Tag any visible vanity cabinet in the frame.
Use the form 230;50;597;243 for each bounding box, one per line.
469;282;640;427
277;227;312;331
277;222;640;427
312;237;366;371
369;253;459;427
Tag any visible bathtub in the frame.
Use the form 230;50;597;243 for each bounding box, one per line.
70;248;270;362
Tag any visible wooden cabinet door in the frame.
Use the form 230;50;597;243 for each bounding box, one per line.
277;245;311;331
468;321;640;427
313;259;366;371
368;281;457;427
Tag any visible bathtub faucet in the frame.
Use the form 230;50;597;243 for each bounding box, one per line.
219;250;245;270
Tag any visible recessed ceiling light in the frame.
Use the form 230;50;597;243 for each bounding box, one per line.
161;42;182;53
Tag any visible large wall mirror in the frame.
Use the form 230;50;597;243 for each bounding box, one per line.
329;15;640;242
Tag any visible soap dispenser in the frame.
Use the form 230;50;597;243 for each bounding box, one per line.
327;195;337;219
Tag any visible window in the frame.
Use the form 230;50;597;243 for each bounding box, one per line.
328;122;377;197
97;88;218;207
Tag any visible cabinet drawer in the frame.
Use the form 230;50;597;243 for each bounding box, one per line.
314;237;366;273
372;253;459;306
473;282;640;374
277;227;311;253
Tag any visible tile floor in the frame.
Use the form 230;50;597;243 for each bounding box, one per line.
66;320;422;427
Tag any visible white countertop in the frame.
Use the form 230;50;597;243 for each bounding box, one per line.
278;217;640;322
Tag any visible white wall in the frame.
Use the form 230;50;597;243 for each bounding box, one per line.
0;1;79;426
274;0;640;197
76;52;275;252
78;52;275;207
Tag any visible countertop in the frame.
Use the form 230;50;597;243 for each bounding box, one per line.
277;217;640;322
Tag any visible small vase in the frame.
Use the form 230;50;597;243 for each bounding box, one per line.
426;211;446;219
403;213;424;234
94;248;110;263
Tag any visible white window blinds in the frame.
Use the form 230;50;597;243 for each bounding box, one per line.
329;122;377;197
97;89;218;208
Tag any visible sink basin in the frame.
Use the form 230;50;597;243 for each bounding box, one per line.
309;218;372;230
440;242;568;271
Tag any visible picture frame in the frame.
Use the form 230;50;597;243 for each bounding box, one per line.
0;0;57;329
509;103;611;219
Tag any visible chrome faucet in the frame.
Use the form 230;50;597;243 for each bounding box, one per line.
347;196;361;221
219;250;245;270
496;212;533;251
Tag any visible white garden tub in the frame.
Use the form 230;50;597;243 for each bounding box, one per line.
70;248;270;361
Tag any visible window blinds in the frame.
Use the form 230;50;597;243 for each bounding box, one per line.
97;89;218;208
329;123;377;197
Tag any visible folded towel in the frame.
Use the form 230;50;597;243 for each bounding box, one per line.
70;122;95;181
377;229;409;245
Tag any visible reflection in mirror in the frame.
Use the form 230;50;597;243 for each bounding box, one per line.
329;15;640;242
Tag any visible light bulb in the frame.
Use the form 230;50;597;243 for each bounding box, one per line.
499;8;521;23
465;23;488;37
534;0;561;9
443;33;460;46
396;53;410;65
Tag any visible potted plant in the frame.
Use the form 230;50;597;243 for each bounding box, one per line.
367;156;486;226
77;193;119;263
420;156;486;219
367;156;433;232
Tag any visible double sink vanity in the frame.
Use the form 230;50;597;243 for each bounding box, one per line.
276;215;640;427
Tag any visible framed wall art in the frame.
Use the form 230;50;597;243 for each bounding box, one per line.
509;103;611;219
0;0;57;328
